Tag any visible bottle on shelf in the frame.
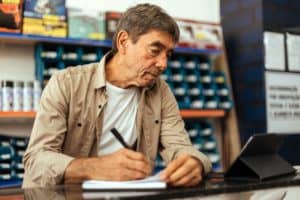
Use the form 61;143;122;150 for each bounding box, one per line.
2;80;13;111
23;81;34;112
0;80;2;111
13;81;23;112
33;80;42;111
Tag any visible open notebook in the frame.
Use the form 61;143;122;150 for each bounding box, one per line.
82;171;166;190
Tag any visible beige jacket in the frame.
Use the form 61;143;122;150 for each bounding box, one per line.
23;52;212;188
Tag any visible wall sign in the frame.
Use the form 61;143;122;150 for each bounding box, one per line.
264;32;285;71
287;33;300;72
266;71;300;133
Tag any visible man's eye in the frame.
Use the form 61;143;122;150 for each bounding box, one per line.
149;48;160;56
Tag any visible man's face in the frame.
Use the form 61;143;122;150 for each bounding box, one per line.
123;30;175;87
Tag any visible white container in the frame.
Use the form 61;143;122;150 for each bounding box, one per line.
33;80;42;111
23;81;33;111
13;81;23;111
0;80;2;111
2;80;13;111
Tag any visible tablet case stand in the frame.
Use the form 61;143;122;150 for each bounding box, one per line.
225;134;296;181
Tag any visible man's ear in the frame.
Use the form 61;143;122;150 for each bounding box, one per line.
116;30;129;54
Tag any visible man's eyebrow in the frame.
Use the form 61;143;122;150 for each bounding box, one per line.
149;41;175;53
149;41;166;49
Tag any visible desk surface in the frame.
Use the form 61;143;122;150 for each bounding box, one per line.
1;172;300;200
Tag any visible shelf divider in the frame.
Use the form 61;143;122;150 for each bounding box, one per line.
0;110;225;118
0;112;36;118
180;109;225;118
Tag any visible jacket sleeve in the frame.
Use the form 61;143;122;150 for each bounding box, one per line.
159;80;212;174
23;72;74;188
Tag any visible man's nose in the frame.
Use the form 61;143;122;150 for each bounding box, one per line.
156;53;168;71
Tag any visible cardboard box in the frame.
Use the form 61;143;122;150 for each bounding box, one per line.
22;0;67;37
0;2;23;33
105;11;122;40
23;16;67;37
68;8;105;40
23;0;66;20
176;18;222;50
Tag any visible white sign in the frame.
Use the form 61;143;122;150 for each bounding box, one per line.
265;71;300;133
286;33;300;72
264;32;285;71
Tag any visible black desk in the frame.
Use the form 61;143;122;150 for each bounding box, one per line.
1;172;300;200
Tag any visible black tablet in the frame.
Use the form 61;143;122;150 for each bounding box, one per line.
224;134;296;181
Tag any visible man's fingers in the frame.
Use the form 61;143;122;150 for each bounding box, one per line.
171;167;202;187
168;159;200;183
122;148;148;162
116;168;147;181
118;149;151;176
125;159;152;176
161;155;188;180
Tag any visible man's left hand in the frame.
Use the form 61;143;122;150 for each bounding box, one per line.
160;154;204;187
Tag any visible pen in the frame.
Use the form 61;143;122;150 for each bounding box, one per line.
110;128;131;149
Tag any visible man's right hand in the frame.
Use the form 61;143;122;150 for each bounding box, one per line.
64;148;151;183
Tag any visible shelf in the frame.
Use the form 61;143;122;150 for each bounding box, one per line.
0;32;222;55
0;110;225;119
0;180;22;189
0;112;36;118
180;109;225;118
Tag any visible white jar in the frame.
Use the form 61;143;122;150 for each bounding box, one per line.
23;81;33;112
2;80;13;111
13;81;23;111
0;80;2;111
33;80;41;111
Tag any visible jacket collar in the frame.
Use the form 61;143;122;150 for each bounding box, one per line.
93;51;113;89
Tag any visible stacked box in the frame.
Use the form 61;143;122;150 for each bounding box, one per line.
155;120;221;172
0;0;23;33
213;72;233;110
105;11;122;40
176;18;222;50
22;0;67;37
68;8;105;40
0;145;14;182
184;59;204;109
35;43;108;87
160;55;232;110
0;135;29;183
198;62;219;109
168;59;190;109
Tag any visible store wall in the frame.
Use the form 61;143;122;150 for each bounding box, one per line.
66;0;220;23
263;0;300;30
221;0;265;144
0;45;35;81
221;0;300;164
0;0;220;82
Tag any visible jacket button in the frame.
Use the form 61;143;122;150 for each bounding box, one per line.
98;105;102;109
155;120;159;124
77;123;82;127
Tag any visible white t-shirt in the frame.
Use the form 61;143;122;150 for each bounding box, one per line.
98;81;139;156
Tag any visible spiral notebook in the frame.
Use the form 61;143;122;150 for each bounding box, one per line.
82;171;166;190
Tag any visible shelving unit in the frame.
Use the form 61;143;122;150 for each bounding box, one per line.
0;31;239;171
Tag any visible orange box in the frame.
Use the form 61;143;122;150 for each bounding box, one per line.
0;3;23;33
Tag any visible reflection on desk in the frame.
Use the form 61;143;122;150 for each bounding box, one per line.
0;172;299;200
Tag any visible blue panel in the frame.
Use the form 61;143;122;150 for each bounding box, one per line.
222;12;253;31
222;0;239;15
240;0;261;8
